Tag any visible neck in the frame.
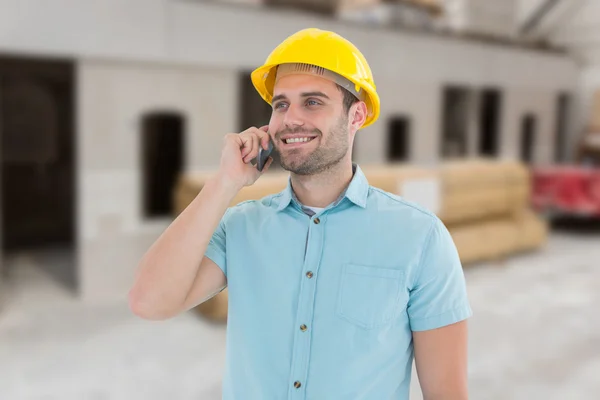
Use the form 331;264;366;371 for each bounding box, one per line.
290;160;354;208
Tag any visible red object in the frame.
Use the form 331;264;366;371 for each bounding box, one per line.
531;166;600;217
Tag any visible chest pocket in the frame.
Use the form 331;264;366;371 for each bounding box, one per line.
336;263;406;330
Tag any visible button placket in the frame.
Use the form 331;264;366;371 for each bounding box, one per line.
288;213;325;399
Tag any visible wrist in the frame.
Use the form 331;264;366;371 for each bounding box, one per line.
207;173;242;199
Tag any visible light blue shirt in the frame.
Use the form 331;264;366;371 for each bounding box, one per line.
205;164;472;399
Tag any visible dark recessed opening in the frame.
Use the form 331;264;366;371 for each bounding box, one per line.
479;88;502;157
520;114;537;164
555;93;570;163
441;86;470;158
387;116;411;162
0;54;77;292
141;112;185;218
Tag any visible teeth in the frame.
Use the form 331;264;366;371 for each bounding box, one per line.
285;137;313;144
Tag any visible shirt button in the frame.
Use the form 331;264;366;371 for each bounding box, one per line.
300;324;307;331
294;381;301;389
313;217;320;224
306;271;313;278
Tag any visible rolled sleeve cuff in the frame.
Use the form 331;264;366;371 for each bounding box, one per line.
410;303;473;332
204;245;226;276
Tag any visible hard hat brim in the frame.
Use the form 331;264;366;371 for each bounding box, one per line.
250;63;380;129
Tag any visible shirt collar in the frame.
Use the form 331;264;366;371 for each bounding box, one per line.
276;163;369;212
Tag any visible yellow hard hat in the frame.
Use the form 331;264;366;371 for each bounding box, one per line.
250;28;380;129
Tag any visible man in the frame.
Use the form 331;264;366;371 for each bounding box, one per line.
129;28;472;399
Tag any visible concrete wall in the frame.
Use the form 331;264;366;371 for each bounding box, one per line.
158;2;580;166
442;0;519;38
0;0;582;301
500;87;558;162
539;1;600;153
0;0;168;61
77;60;238;301
580;67;600;128
517;0;545;25
0;0;580;166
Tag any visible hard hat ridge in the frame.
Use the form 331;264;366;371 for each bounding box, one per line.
274;62;367;102
250;28;380;128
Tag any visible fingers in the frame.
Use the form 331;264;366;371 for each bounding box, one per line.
239;126;271;160
238;133;252;159
251;126;271;150
258;125;271;149
241;134;259;163
261;135;271;150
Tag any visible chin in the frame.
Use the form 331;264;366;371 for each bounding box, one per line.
281;159;311;175
283;161;324;176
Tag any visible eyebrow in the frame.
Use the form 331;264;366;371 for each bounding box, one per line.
301;91;330;99
272;94;287;103
272;91;330;103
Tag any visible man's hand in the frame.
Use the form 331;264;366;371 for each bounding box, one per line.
128;126;274;321
217;126;273;190
413;320;469;400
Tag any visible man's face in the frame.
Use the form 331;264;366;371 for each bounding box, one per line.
268;74;352;175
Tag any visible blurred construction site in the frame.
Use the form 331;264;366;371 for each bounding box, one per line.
0;0;599;399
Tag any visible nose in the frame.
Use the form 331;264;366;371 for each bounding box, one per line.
282;103;305;130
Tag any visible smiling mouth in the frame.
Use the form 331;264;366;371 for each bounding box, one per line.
282;137;317;144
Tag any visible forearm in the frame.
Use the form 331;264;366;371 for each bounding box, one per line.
419;362;469;400
128;174;239;319
423;390;468;400
414;320;469;400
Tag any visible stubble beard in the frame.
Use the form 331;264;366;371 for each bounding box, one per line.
279;114;350;176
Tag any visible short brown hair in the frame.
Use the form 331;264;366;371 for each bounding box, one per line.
337;84;360;113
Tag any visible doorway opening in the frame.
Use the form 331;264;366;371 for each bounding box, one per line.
554;93;570;163
441;86;470;158
387;116;411;162
521;114;537;164
0;54;77;292
479;88;502;157
141;112;185;218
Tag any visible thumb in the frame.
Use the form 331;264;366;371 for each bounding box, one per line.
262;157;274;173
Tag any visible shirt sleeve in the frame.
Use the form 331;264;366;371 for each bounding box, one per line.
204;208;231;277
407;217;473;332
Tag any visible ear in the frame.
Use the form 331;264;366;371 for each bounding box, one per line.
350;101;368;132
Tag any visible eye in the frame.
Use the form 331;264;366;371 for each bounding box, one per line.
306;99;321;107
273;102;288;110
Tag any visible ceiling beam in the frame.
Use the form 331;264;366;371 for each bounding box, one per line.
520;0;561;35
519;0;591;43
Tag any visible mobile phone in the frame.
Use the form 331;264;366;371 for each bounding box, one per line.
257;137;274;172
